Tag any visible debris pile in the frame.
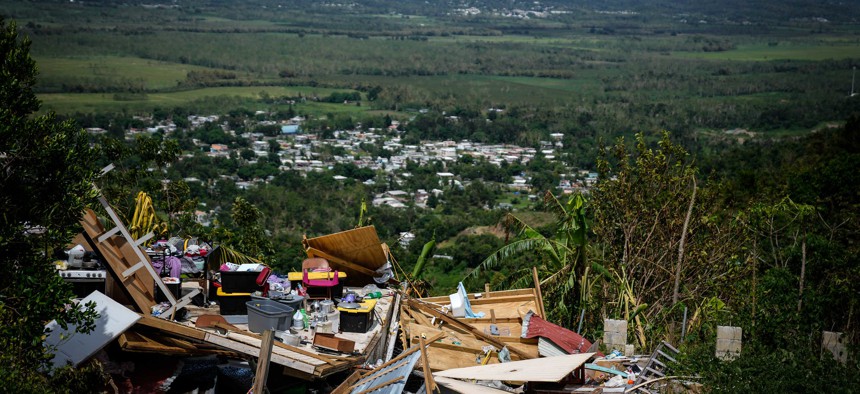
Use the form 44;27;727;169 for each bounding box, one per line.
48;195;700;393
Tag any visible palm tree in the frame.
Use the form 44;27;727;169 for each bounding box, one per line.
470;191;590;328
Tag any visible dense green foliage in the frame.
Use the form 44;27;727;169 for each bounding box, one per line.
0;19;105;392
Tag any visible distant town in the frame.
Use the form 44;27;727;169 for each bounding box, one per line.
86;111;598;222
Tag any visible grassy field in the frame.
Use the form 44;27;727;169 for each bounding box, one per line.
39;86;365;114
34;56;241;91
675;43;860;61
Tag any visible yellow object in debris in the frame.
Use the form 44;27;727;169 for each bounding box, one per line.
286;271;347;281
128;191;167;245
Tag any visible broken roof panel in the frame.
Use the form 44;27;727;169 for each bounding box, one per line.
303;226;389;283
522;311;598;356
434;353;595;382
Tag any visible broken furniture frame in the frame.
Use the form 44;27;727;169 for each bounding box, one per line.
87;164;199;319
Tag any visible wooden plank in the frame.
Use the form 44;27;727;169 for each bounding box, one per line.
204;333;317;374
420;288;535;304
468;295;537;306
420;336;436;393
355;376;404;394
435;353;595;382
224;332;327;366
383;293;402;362
406;299;531;359
212;323;337;365
252;330;275;394
532;267;547;318
136;315;207;341
121;261;146;278
331;370;364;394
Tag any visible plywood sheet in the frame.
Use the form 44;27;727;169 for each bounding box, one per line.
303;226;387;283
434;353;595;382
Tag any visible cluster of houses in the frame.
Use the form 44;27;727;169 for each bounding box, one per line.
110;113;595;219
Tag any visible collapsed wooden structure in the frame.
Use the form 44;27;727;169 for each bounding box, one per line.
76;201;402;381
71;195;624;392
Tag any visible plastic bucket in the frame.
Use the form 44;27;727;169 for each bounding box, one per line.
246;299;294;333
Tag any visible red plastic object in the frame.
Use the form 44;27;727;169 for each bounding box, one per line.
256;267;272;297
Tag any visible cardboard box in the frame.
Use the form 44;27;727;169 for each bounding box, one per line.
313;333;355;353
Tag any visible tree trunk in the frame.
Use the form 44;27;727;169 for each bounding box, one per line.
673;178;697;306
797;230;807;313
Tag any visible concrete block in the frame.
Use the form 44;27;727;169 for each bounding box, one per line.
624;344;635;357
822;331;847;364
604;332;626;346
716;326;742;341
716;338;741;360
604;319;627;333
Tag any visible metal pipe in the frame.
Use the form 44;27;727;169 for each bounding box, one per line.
681;306;688;341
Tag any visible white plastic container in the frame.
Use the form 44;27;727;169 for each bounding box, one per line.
327;310;340;333
449;292;466;318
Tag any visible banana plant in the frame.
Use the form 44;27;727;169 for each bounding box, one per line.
471;191;590;327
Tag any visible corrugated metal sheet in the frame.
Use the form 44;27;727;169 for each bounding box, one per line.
538;337;569;358
349;350;422;394
523;311;598;356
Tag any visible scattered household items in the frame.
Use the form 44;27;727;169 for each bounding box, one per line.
58;208;710;393
302;268;342;300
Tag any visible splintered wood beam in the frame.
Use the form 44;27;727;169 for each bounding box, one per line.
406;299;531;359
252;330;275;394
212;323;338;366
532;267;547;318
355;376;404;394
420;336;437;394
